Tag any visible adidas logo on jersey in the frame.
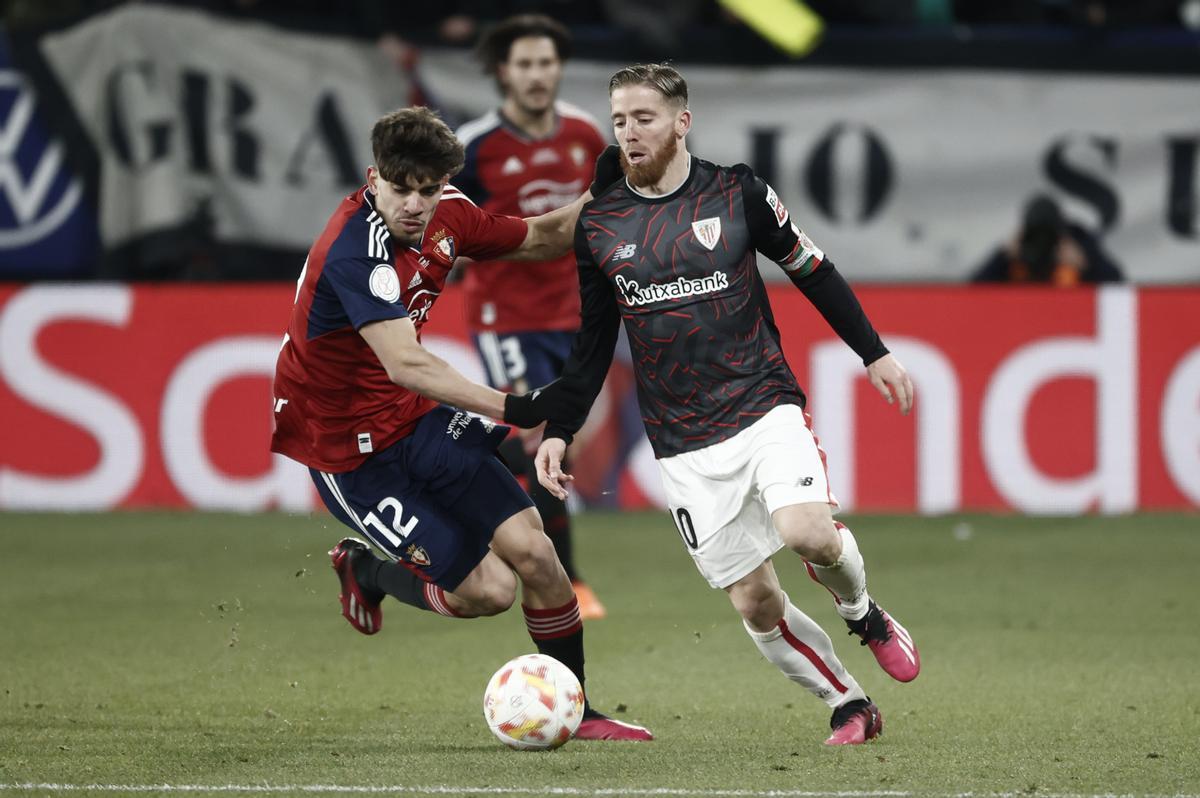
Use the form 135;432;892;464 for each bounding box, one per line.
501;156;524;175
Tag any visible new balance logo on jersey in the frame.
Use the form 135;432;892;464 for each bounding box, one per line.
612;243;638;260
614;272;730;307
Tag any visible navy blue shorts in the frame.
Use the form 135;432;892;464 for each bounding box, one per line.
311;406;535;591
473;330;574;393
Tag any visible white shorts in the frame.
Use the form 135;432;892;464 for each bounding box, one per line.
656;404;838;589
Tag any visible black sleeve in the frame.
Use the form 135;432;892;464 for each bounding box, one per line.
736;167;888;366
791;258;888;366
739;167;807;265
542;221;622;444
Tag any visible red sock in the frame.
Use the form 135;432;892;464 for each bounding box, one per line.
423;583;462;617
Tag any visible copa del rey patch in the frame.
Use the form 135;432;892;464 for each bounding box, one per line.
368;264;401;302
691;217;721;251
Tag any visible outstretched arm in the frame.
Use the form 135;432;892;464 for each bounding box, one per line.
739;168;912;414
503;221;621;435
360;317;506;417
497;146;623;262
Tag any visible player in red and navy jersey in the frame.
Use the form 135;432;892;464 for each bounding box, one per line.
453;15;609;619
270;106;649;741
506;65;921;746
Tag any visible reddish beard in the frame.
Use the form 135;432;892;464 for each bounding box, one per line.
620;134;679;188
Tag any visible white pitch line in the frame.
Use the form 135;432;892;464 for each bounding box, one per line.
1;786;1198;798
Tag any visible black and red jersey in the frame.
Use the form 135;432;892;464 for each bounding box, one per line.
546;157;887;458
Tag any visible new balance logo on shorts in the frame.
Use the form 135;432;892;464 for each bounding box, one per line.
801;477;813;486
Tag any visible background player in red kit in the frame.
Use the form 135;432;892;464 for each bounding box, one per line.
270;106;649;741
454;15;609;619
507;65;920;746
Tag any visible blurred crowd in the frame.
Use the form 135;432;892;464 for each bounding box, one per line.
6;0;1200;40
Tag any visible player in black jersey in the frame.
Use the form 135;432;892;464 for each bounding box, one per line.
502;63;920;746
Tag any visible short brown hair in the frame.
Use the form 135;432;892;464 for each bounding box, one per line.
476;14;572;82
370;106;464;185
608;63;688;109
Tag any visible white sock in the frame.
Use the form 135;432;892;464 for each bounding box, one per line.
807;522;870;621
743;595;866;709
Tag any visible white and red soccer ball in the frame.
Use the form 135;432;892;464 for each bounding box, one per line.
483;653;584;750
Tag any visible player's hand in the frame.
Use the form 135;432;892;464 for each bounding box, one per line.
535;437;573;500
866;353;914;415
589;145;623;196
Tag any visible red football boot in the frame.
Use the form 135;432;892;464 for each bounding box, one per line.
846;601;920;683
824;698;883;746
328;537;383;635
575;710;654;741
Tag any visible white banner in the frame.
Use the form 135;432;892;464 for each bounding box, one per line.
419;51;1200;284
38;5;408;252
34;9;1200;283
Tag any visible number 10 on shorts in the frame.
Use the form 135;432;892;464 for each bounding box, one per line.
672;508;698;549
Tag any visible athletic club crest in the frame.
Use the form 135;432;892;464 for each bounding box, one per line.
691;217;721;251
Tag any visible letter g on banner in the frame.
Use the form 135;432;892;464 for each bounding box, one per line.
0;70;83;249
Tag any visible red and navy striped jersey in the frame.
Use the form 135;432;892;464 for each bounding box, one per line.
270;184;527;472
454;102;606;333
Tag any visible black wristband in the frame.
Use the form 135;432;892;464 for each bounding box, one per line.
502;392;542;429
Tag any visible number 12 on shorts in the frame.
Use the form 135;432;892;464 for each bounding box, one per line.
671;507;698;549
363;497;419;549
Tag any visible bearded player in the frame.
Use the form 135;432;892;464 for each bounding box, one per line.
506;64;920;746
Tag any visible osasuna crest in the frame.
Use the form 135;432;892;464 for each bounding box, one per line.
406;544;431;566
691;217;721;251
369;264;401;302
434;235;456;262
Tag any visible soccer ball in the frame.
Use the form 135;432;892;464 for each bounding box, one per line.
482;653;584;750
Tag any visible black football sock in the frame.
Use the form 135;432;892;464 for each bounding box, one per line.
354;555;443;613
523;597;590;711
532;480;578;581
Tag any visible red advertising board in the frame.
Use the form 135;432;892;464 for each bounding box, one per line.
1;284;1197;512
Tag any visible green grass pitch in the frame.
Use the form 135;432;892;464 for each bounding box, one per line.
1;510;1198;796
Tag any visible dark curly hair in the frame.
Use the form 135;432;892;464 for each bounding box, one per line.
370;106;464;185
475;14;572;91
